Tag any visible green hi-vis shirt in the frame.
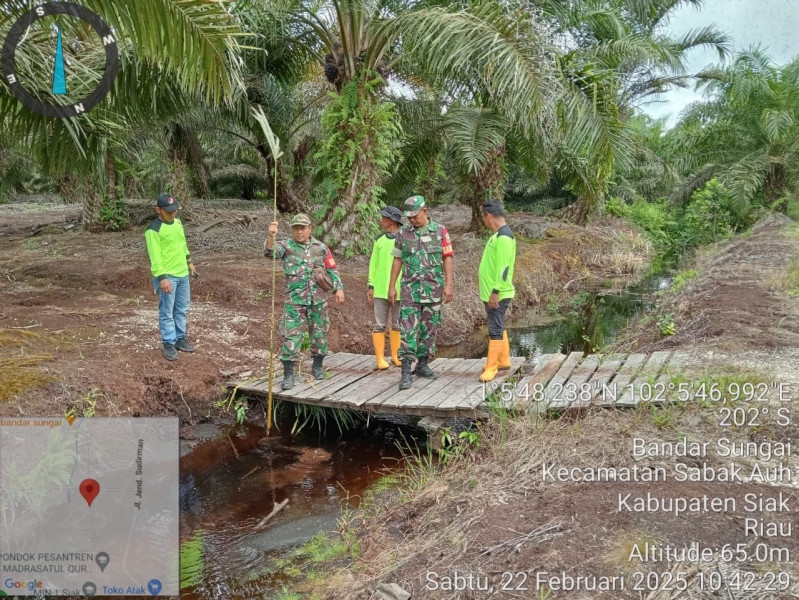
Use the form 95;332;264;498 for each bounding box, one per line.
368;232;401;299
478;225;516;302
145;217;191;280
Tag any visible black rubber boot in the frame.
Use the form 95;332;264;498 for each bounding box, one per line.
163;343;178;361
312;355;325;380
415;356;437;379
175;338;196;352
399;359;413;390
281;360;295;390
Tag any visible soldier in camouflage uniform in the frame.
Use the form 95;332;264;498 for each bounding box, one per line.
388;196;454;390
264;213;345;390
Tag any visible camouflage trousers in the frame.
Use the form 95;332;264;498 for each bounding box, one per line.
399;302;442;360
279;301;329;361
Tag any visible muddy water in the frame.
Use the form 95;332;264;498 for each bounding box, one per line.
179;418;421;599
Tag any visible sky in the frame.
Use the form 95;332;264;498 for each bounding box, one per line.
641;0;799;125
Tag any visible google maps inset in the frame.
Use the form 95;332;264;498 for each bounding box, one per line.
0;418;179;596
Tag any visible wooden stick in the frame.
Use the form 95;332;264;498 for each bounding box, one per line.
255;498;289;531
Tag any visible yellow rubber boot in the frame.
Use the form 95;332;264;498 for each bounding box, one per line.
479;339;504;382
372;332;389;370
389;329;402;367
498;331;511;370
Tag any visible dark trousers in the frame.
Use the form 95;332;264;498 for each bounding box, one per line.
485;299;511;340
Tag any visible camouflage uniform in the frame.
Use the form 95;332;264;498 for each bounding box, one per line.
392;203;454;360
264;237;343;361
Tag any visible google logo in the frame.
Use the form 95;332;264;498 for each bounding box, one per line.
4;578;43;591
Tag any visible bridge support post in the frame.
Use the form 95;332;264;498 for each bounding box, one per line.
418;416;447;450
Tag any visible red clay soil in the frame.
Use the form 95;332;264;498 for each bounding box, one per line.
0;200;648;422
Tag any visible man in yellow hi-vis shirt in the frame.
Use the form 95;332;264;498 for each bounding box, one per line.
478;200;516;382
367;206;404;369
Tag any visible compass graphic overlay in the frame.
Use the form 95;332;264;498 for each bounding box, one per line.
1;2;118;118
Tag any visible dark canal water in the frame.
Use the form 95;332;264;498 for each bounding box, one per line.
179;272;671;598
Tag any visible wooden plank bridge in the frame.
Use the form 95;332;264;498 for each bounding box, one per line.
228;352;526;419
227;349;692;421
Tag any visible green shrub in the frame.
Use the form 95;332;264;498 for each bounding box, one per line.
671;269;698;292
676;179;737;253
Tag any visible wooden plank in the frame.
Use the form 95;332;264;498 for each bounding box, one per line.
615;351;671;407
510;353;565;412
460;358;526;409
389;359;474;408
587;355;624;406
594;353;646;406
422;361;493;409
425;359;488;410
433;358;523;411
418;415;448;431
377;359;474;410
275;353;364;400
361;358;447;409
651;351;692;406
561;354;601;409
543;352;584;409
304;355;377;400
329;367;400;408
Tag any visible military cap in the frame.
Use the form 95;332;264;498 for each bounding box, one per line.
403;195;426;217
290;213;312;227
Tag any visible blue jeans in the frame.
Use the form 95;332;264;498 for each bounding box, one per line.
153;275;191;345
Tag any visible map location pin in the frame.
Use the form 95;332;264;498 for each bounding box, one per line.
82;581;97;596
95;552;110;572
147;579;162;596
79;479;100;507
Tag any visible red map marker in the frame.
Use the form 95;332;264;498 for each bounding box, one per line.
79;479;100;507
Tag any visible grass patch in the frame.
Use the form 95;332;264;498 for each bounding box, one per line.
0;329;58;401
783;257;799;295
667;367;771;405
293;532;349;564
278;402;366;435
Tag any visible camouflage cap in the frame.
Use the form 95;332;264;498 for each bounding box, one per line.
290;213;312;227
403;195;426;217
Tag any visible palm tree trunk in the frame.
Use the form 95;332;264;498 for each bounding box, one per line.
80;180;101;229
168;124;192;207
316;84;397;252
565;195;591;225
59;175;80;204
185;128;211;199
319;162;371;247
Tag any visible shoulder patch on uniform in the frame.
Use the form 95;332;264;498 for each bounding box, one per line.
146;218;162;233
497;225;515;239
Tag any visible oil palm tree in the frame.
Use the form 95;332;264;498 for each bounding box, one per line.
264;0;561;247
672;50;799;213
533;0;730;222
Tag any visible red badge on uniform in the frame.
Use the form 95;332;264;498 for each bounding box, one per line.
324;249;337;269
442;228;454;257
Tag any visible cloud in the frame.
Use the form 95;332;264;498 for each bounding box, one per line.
642;0;799;125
